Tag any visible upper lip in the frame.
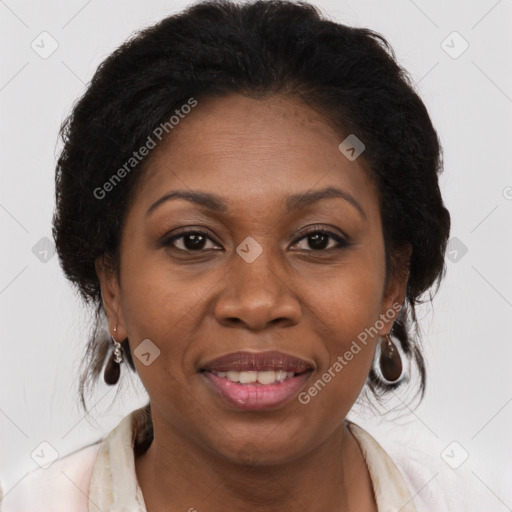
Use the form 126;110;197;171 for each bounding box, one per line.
201;351;314;373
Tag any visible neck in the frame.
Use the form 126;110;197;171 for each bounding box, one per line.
134;411;375;512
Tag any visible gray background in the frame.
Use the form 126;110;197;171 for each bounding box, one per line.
1;0;511;508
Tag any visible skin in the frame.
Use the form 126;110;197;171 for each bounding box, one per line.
96;93;411;512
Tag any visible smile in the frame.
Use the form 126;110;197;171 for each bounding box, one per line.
209;369;296;385
200;350;314;411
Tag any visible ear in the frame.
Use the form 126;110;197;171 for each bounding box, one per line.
95;255;128;341
378;243;412;335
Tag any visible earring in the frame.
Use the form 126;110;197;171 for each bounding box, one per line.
374;334;404;385
103;326;123;386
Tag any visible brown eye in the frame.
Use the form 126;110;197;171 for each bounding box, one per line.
292;227;350;251
163;230;221;251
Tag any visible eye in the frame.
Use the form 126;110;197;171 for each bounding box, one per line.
291;226;350;251
163;230;221;251
160;226;350;253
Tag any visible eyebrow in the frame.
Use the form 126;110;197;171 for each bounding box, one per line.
146;186;366;219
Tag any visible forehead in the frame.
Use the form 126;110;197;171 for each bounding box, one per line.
134;94;379;217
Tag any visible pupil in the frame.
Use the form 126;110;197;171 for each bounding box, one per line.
309;233;328;250
185;233;205;250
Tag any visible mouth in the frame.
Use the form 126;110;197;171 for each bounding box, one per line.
199;351;314;411
207;369;303;385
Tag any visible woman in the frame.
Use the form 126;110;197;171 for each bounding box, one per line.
1;0;454;510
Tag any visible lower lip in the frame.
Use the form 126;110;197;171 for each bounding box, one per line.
202;371;311;411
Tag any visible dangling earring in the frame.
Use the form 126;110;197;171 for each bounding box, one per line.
104;326;123;385
374;334;404;385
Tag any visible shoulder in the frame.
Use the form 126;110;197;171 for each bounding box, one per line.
0;441;101;512
349;420;493;512
387;435;495;512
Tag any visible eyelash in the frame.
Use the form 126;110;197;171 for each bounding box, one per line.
161;225;350;253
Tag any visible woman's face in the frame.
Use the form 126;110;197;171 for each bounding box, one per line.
97;93;409;464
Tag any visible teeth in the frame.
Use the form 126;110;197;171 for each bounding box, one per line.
227;371;240;382
275;370;288;382
214;370;296;385
239;371;257;384
256;370;275;385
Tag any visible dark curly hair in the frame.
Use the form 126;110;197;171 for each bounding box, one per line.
52;0;450;423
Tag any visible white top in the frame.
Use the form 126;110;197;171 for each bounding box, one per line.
0;406;492;511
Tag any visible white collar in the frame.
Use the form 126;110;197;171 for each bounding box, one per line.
88;407;417;512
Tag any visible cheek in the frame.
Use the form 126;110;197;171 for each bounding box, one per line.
309;279;383;372
298;286;381;423
118;251;199;367
308;251;386;333
301;249;386;387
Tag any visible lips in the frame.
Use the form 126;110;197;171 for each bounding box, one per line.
200;351;314;411
200;350;313;373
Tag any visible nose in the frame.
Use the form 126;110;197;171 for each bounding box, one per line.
213;247;302;331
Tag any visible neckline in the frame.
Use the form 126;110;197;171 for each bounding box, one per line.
89;409;417;512
347;420;417;512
